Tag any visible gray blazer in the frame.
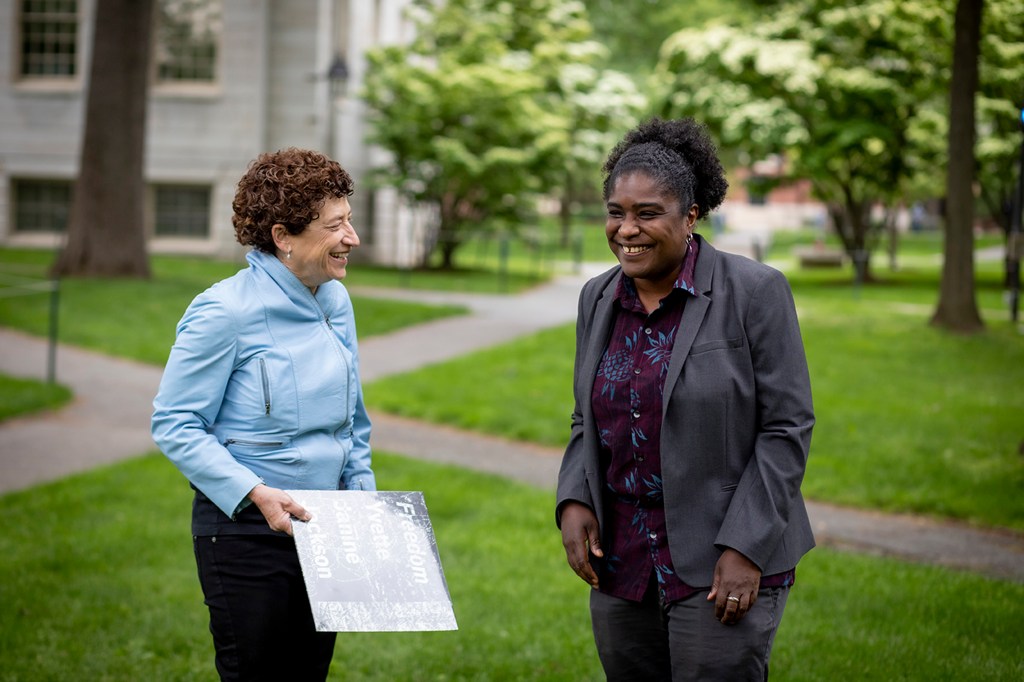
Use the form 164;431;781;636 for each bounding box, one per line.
556;235;815;586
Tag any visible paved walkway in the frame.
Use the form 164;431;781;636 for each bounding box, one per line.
1;261;1022;584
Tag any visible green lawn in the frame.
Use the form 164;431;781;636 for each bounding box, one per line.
5;237;1019;531
0;452;1020;681
365;238;1024;532
1;233;1022;679
6;236;1015;528
0;373;71;422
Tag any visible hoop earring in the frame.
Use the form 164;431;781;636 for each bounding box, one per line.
686;233;692;245
286;249;292;260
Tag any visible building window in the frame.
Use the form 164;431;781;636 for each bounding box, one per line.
13;179;72;233
19;0;79;77
155;185;210;237
155;0;221;82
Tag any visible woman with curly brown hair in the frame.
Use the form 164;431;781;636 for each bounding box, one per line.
153;148;373;681
556;118;815;680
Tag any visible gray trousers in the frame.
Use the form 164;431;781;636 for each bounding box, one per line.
589;580;789;681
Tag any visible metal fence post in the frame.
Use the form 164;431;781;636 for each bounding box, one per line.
47;278;60;384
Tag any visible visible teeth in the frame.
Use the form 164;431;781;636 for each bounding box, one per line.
623;245;649;254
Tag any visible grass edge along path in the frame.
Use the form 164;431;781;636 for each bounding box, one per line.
0;373;71;422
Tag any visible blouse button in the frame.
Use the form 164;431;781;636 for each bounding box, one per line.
633;367;642;375
632;410;640;419
644;327;652;335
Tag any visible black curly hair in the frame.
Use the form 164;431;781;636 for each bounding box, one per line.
602;118;728;221
232;148;354;253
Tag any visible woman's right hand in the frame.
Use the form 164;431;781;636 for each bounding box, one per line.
247;484;311;536
559;502;603;588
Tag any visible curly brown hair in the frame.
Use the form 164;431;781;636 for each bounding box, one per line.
232;148;354;253
602;118;728;222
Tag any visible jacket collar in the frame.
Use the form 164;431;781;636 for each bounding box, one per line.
246;249;325;309
691;233;716;295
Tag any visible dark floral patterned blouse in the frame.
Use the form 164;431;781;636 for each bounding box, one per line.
592;240;794;603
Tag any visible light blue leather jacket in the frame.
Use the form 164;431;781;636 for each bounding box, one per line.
152;249;375;518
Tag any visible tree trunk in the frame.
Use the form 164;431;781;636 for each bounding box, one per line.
435;197;461;270
931;0;984;332
885;205;900;272
52;0;154;278
830;198;874;282
438;237;459;270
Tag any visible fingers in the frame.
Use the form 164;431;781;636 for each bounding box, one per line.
248;485;310;536
559;502;602;588
564;531;600;587
270;509;296;536
711;548;761;624
571;556;600;587
273;497;312;536
710;582;758;622
716;591;754;624
282;497;311;523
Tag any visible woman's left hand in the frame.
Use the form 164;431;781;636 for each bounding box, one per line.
707;548;762;625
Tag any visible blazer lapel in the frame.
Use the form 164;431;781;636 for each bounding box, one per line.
662;236;716;418
580;271;620;419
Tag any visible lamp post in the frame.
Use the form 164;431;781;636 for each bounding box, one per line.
325;54;349;161
328;54;349;91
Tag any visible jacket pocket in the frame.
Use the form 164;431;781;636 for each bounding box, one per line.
258;357;271;415
223;438;284;447
690;337;743;356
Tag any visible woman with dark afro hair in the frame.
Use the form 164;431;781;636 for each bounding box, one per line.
557;118;814;680
153;148;374;681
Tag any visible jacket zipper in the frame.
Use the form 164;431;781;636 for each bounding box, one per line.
318;308;350;419
258;357;271;415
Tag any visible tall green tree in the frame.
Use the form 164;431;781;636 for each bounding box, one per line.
657;0;950;282
932;0;985;333
53;0;154;278
362;0;598;269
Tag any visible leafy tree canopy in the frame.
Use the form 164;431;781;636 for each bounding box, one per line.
657;0;957;277
657;0;1023;257
363;0;645;268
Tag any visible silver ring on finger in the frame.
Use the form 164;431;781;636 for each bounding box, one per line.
727;595;740;604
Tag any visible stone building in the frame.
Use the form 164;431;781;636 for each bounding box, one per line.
0;0;425;264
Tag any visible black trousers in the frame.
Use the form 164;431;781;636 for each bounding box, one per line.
193;534;337;681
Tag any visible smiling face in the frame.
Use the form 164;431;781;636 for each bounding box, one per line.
273;196;358;291
606;171;698;300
